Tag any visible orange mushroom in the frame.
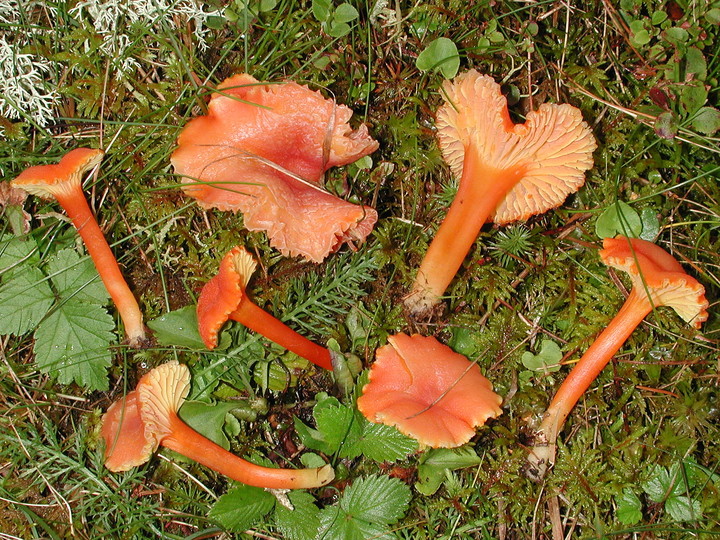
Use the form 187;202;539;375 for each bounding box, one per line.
11;148;146;347
197;245;334;370
527;236;709;480
101;361;335;489
404;70;596;317
171;73;379;263
357;333;503;448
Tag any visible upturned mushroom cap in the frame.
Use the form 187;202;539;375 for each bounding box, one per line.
11;148;104;199
196;246;257;348
599;236;709;327
436;70;596;224
101;362;190;471
171;74;379;262
357;333;503;448
101;391;157;472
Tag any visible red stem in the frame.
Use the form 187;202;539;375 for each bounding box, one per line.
405;146;526;315
230;299;333;370
55;189;146;347
533;288;652;454
162;414;334;489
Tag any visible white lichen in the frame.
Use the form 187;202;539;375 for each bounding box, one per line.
0;39;59;127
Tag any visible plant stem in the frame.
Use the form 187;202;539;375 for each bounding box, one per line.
230;299;333;370
527;288;652;479
405;146;526;316
55;189;146;347
163;414;334;489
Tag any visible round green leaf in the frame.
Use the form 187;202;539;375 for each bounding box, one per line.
691;106;720;135
416;37;460;79
595;201;643;239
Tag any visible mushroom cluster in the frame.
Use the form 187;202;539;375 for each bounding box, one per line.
6;67;711;511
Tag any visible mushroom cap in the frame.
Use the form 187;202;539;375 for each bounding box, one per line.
101;362;192;471
101;391;158;472
11;148;104;199
436;70;596;224
357;333;503;448
600;236;709;328
171;74;379;262
196;246;257;349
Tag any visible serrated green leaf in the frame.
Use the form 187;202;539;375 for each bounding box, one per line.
0;234;40;274
616;488;643;525
46;248;109;303
680;81;708;115
341;475;410;525
595;201;643;239
416;37;460;79
317;506;392;540
521;339;562;373
691;106;720;135
209;485;275;532
34;302;114;390
296;395;362;455
147;305;207;349
665;495;701;522
0;268;54;335
642;465;671;503
274;491;321;540
342;418;418;462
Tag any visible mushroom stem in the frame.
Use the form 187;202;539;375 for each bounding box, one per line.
527;288;651;478
406;147;527;315
54;188;146;347
162;413;334;489
230;299;333;371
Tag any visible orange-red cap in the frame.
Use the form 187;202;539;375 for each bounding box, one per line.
600;236;709;328
171;74;378;262
357;333;503;448
11;148;104;200
436;70;596;224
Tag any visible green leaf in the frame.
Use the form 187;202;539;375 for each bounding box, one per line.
341;475;410;525
521;339;562;373
680;81;708;115
209;485;275;532
642;464;671;503
639;208;660;241
654;111;679;139
0;234;41;274
178;400;240;450
665;495;701;522
416;446;482;495
705;8;720;24
273;491;321;540
684;47;707;81
312;0;331;21
0;268;54;335
616;488;643;525
147;305;208;349
691;106;720;135
333;3;358;23
328;21;351;38
595;201;643;239
46;248;109;303
342;416;418;461
416;37;460;79
317;506;392;540
664;26;689;44
34;302;114;391
295;394;361;455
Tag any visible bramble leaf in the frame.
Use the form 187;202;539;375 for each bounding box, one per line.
46;248;109;303
615;488;643;525
0;268;54;335
341;417;418;462
33;302;114;390
273;491;321;540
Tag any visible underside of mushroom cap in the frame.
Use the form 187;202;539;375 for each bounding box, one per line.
600;236;709;327
171;74;379;262
136;361;191;439
12;148;104;199
197;246;257;349
357;333;503;448
101;391;158;472
436;70;596;224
